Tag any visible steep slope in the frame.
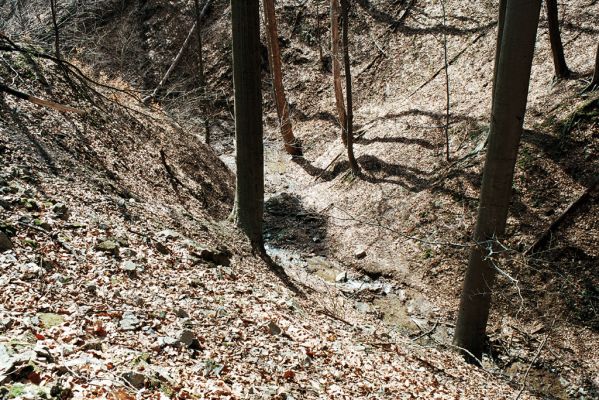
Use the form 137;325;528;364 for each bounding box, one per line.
0;39;542;398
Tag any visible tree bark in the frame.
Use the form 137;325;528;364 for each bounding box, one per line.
331;0;347;145
341;0;359;174
50;0;60;61
546;0;570;79
231;0;264;249
454;0;542;364
263;0;301;156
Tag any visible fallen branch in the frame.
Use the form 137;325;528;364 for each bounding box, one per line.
525;176;598;255
143;0;214;104
0;82;84;113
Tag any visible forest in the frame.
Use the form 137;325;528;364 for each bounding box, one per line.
0;0;597;398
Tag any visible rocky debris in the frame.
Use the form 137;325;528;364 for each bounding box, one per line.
267;321;282;336
157;336;179;348
0;231;12;252
154;241;170;254
192;245;232;267
37;313;65;328
175;308;189;318
120;311;141;331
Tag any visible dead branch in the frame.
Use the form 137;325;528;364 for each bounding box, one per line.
143;0;214;104
525;177;598;255
0;82;84;113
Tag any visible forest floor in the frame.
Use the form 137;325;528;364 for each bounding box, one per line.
1;0;598;398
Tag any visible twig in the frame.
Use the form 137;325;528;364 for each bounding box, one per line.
0;83;84;113
410;320;439;341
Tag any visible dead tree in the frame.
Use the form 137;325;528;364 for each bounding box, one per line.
341;0;359;174
263;0;302;156
331;0;347;145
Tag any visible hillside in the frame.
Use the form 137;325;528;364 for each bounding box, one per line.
1;0;598;398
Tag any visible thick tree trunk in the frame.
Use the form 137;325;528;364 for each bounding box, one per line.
231;0;264;249
454;0;542;364
194;0;210;145
492;0;507;103
546;0;570;79
263;0;301;156
341;0;359;174
331;0;347;145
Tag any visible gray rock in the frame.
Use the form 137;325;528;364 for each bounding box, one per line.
121;261;139;273
122;371;146;389
0;232;12;252
175;308;189;319
158;336;179;348
120;312;141;331
178;330;201;349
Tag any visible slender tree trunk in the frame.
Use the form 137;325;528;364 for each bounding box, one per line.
263;0;301;156
454;0;542;364
341;0;359;174
50;0;60;61
194;0;211;145
546;0;570;79
231;0;264;249
331;0;347;145
584;42;599;92
440;0;450;161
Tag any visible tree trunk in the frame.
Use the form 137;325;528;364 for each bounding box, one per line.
341;0;359;174
331;0;347;145
454;0;542;364
50;0;60;61
546;0;570;79
584;42;599;92
263;0;301;156
231;0;264;249
491;0;507;100
194;0;211;145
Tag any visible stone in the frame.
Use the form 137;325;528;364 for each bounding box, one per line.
121;261;139;273
19;262;42;279
354;247;367;259
37;313;65;328
0;232;12;252
95;240;119;256
122;372;146;389
154;241;170;255
120;312;141;331
178;330;201;349
335;271;348;283
51;203;69;220
193;246;232;267
267;321;282;336
175;308;189;318
157;336;179;348
85;283;97;294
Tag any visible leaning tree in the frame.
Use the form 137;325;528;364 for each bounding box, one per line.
454;0;542;363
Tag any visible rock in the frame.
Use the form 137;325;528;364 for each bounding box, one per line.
51;273;69;284
121;261;141;273
37;313;65;328
0;232;12;252
335;271;348;283
178;330;201;349
267;321;282;336
355;302;371;313
95;240;119;256
120;312;141;331
193;246;232;267
51;203;69;220
156;230;180;241
175;308;189;318
122;372;146;389
157;336;179;348
354;247;367;259
154;242;170;255
85;283;97;294
19;262;42;279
